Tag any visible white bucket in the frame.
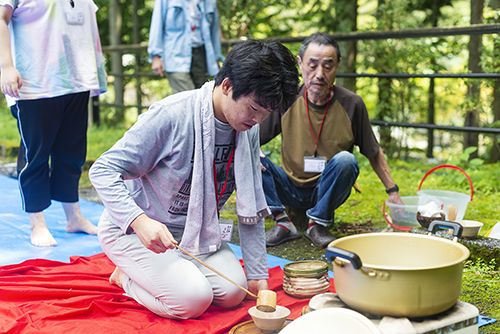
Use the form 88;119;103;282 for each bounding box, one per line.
417;189;470;221
417;165;473;222
383;196;440;231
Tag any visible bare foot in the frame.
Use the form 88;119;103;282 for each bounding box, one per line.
65;217;98;234
29;212;57;247
109;267;124;288
62;202;98;234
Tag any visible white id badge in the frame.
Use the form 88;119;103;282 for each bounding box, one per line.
219;218;234;242
303;156;327;173
66;9;84;25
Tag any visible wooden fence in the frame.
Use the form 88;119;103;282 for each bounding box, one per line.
98;23;500;157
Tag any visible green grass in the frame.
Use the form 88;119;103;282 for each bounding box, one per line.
0;104;20;162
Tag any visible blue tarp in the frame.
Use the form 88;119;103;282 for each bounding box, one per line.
0;174;294;270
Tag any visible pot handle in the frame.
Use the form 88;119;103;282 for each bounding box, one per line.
428;220;464;240
325;246;362;270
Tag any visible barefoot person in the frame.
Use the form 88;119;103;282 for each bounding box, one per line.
89;40;299;319
0;0;107;246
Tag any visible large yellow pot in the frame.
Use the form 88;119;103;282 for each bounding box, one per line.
325;222;470;318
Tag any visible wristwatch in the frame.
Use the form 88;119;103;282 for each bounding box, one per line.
386;184;399;194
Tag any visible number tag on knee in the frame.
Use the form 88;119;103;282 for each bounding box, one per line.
303;156;327;173
219;218;234;242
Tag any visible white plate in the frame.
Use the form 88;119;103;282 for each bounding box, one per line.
279;308;381;334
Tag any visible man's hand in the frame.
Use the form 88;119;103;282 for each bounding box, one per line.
246;279;269;300
0;65;22;98
388;191;404;205
151;55;165;77
259;149;266;171
130;213;177;253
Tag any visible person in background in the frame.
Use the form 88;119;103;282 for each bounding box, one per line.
259;32;403;248
89;40;299;319
0;0;107;247
148;0;224;94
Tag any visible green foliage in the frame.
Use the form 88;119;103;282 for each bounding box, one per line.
261;136;282;165
86;125;129;161
0;102;19;144
466;247;500;271
461;258;500;333
464;258;497;274
448;146;485;167
217;0;298;39
94;0;152;48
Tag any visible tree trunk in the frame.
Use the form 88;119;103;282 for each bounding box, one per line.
335;0;357;93
464;0;483;159
132;0;143;115
491;0;500;162
110;0;124;123
426;1;441;158
375;0;393;155
427;78;435;158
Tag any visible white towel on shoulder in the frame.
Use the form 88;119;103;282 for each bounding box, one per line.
179;81;270;256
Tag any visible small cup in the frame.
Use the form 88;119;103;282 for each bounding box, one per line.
249;305;290;332
256;290;277;312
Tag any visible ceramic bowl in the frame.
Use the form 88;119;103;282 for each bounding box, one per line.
456;220;483;238
282;260;330;298
248;305;290;333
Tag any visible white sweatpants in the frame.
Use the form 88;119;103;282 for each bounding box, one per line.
98;215;248;319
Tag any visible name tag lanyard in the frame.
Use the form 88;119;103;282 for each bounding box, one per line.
213;132;236;210
305;86;332;157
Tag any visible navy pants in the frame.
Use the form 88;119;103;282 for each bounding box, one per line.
11;92;90;213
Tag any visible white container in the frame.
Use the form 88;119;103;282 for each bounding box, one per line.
417;189;470;221
417;165;473;222
383;196;439;231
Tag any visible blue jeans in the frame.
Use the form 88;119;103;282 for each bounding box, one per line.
260;151;359;227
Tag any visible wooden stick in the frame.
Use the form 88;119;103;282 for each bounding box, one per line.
175;244;258;299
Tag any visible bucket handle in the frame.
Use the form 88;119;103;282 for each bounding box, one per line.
382;201;413;232
418;164;474;201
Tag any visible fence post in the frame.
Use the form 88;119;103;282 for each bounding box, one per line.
427;77;435;158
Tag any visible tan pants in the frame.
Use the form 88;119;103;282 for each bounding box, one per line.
97;211;247;319
166;45;209;94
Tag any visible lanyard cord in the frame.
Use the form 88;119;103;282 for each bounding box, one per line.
213;131;236;210
305;86;332;157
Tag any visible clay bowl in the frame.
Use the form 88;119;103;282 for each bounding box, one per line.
248;305;290;333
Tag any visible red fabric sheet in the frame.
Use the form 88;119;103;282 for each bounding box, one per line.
0;253;335;334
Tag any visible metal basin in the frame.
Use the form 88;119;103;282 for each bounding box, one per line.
325;221;470;317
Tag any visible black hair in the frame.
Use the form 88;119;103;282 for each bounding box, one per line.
298;33;341;62
214;40;299;114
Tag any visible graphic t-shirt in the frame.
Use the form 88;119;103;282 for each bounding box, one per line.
167;117;235;216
